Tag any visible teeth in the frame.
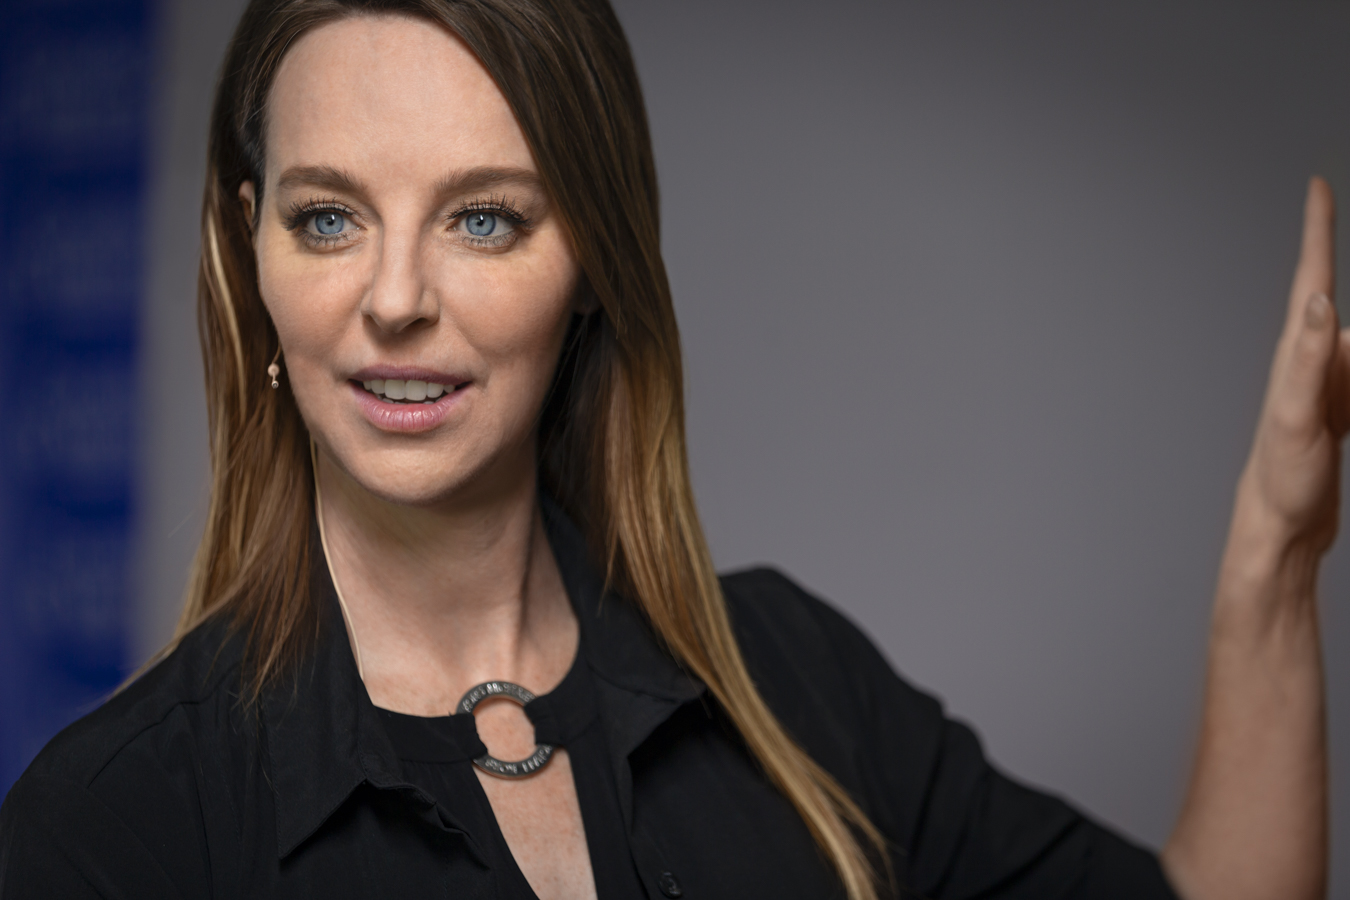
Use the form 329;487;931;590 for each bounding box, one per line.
363;378;454;402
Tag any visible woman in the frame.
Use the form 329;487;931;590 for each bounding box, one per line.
0;1;1335;898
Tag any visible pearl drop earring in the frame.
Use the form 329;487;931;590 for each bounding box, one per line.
267;348;282;390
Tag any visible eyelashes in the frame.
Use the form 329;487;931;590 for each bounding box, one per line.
452;195;531;229
283;197;357;246
446;195;531;248
283;194;534;250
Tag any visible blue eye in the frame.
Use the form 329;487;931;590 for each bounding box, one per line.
312;211;346;235
464;212;514;238
466;212;496;236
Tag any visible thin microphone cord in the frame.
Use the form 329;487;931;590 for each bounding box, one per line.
310;438;366;680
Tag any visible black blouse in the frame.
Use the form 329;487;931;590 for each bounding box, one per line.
375;638;646;896
0;500;1180;899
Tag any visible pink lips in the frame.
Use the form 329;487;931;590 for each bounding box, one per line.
351;365;467;385
349;369;470;434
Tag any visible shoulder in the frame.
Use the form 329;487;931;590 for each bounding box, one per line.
717;566;945;741
1;614;247;897
2;613;249;852
719;565;881;662
14;612;245;790
719;566;913;690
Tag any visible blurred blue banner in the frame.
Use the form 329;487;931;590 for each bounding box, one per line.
0;0;149;794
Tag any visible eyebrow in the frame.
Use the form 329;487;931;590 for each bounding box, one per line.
433;166;544;198
275;165;366;196
274;164;544;200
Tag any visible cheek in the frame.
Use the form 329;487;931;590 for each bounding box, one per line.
444;247;579;383
256;227;365;360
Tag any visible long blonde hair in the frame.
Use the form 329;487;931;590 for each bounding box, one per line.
181;1;888;896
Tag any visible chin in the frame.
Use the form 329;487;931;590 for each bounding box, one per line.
356;473;465;508
329;434;534;511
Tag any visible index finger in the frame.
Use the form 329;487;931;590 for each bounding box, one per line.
1285;176;1336;332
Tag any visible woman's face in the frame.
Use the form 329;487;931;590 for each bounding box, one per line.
245;14;584;507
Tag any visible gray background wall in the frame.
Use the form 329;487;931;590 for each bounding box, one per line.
141;1;1350;891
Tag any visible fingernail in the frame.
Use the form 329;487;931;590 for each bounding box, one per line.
1306;292;1331;329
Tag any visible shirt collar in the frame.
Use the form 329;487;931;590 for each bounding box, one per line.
263;496;705;858
539;495;706;828
539;495;704;706
263;546;454;859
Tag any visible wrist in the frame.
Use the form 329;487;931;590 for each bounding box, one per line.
1216;475;1322;623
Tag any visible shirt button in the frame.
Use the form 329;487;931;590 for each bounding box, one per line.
657;871;683;898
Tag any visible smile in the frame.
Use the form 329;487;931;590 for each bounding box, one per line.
360;378;460;404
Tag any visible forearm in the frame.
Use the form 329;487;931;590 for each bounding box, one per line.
1163;499;1328;900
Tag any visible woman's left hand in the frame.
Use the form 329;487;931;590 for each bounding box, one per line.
1232;175;1345;570
1163;177;1335;900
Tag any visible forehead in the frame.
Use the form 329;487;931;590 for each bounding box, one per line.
265;15;532;186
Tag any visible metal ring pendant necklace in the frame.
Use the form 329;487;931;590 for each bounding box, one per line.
312;441;555;780
456;681;555;777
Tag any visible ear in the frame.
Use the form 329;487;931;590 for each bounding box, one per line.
572;278;601;316
238;181;257;232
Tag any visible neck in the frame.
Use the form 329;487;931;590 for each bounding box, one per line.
315;447;577;717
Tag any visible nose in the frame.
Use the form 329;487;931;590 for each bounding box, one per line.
361;229;438;333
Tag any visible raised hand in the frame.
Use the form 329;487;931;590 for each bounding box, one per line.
1238;176;1345;564
1163;177;1335;900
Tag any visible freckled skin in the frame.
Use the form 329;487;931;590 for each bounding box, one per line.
253;16;580;510
245;15;598;900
